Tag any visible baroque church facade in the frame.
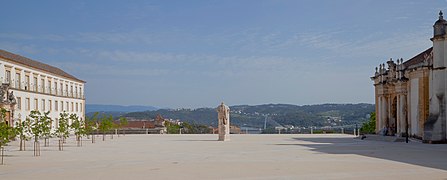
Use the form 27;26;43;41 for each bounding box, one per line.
371;11;447;143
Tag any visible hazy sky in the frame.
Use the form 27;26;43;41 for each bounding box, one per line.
0;0;445;108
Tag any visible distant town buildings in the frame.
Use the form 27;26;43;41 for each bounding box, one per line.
371;11;447;143
0;49;85;128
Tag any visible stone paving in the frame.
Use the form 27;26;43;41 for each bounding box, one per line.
1;134;447;180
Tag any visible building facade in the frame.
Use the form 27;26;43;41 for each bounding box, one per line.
0;49;85;129
371;11;447;143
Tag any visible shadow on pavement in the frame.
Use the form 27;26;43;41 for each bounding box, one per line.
277;136;447;171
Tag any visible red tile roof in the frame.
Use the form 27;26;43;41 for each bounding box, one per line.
118;121;155;129
0;49;85;83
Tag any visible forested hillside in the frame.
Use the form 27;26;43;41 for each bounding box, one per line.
123;103;374;128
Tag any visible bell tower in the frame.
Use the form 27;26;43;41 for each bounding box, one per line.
425;11;447;143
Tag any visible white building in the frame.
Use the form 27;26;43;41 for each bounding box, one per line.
0;49;85;129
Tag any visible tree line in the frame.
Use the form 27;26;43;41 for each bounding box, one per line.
0;109;128;165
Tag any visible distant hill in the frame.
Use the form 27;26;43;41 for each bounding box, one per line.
86;104;158;113
124;103;374;128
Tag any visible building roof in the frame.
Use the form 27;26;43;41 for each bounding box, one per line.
0;49;85;83
403;47;433;67
119;121;155;129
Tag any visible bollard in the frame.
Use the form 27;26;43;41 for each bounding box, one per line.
1;147;3;165
357;129;360;137
341;127;344;134
310;127;313;134
146;128;149;134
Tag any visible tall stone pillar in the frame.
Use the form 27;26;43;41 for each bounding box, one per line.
399;94;407;135
425;11;447;143
381;96;388;130
396;95;401;135
402;95;408;135
217;102;230;141
377;95;382;133
387;95;392;128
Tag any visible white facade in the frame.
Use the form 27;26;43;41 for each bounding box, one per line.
0;51;85;129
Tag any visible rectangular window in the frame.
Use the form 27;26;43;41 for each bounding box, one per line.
25;75;30;91
61;101;63;111
55;101;58;111
65;84;68;96
80;103;83;112
55;118;59;129
5;70;11;84
48;80;51;94
41;79;45;93
71;102;74;112
33;77;38;91
76;103;78;112
54;82;57;95
60;83;63;95
49;100;52;111
25;98;30;111
66;102;69;111
34;98;38;111
41;99;45;111
15;73;21;89
17;97;21;110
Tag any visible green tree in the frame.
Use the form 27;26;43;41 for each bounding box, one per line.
15;119;30;151
99;115;113;141
0;108;16;165
26;110;52;156
119;117;128;136
165;121;180;134
70;114;86;147
181;122;211;134
27;110;50;156
54;112;70;151
41;111;53;147
360;112;376;134
85;112;99;143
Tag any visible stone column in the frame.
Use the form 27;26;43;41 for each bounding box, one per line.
396;94;402;136
377;95;382;133
378;96;384;131
381;96;387;130
217;102;230;141
400;94;407;135
387;95;392;128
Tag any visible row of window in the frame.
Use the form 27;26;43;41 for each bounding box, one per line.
5;69;84;99
16;96;83;113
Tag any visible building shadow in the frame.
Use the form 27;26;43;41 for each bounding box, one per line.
276;136;447;171
172;140;217;142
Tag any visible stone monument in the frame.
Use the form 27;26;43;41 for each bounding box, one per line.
217;102;230;141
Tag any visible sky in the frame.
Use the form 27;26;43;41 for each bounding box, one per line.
0;0;446;108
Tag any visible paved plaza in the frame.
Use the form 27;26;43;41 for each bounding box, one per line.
1;134;447;179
